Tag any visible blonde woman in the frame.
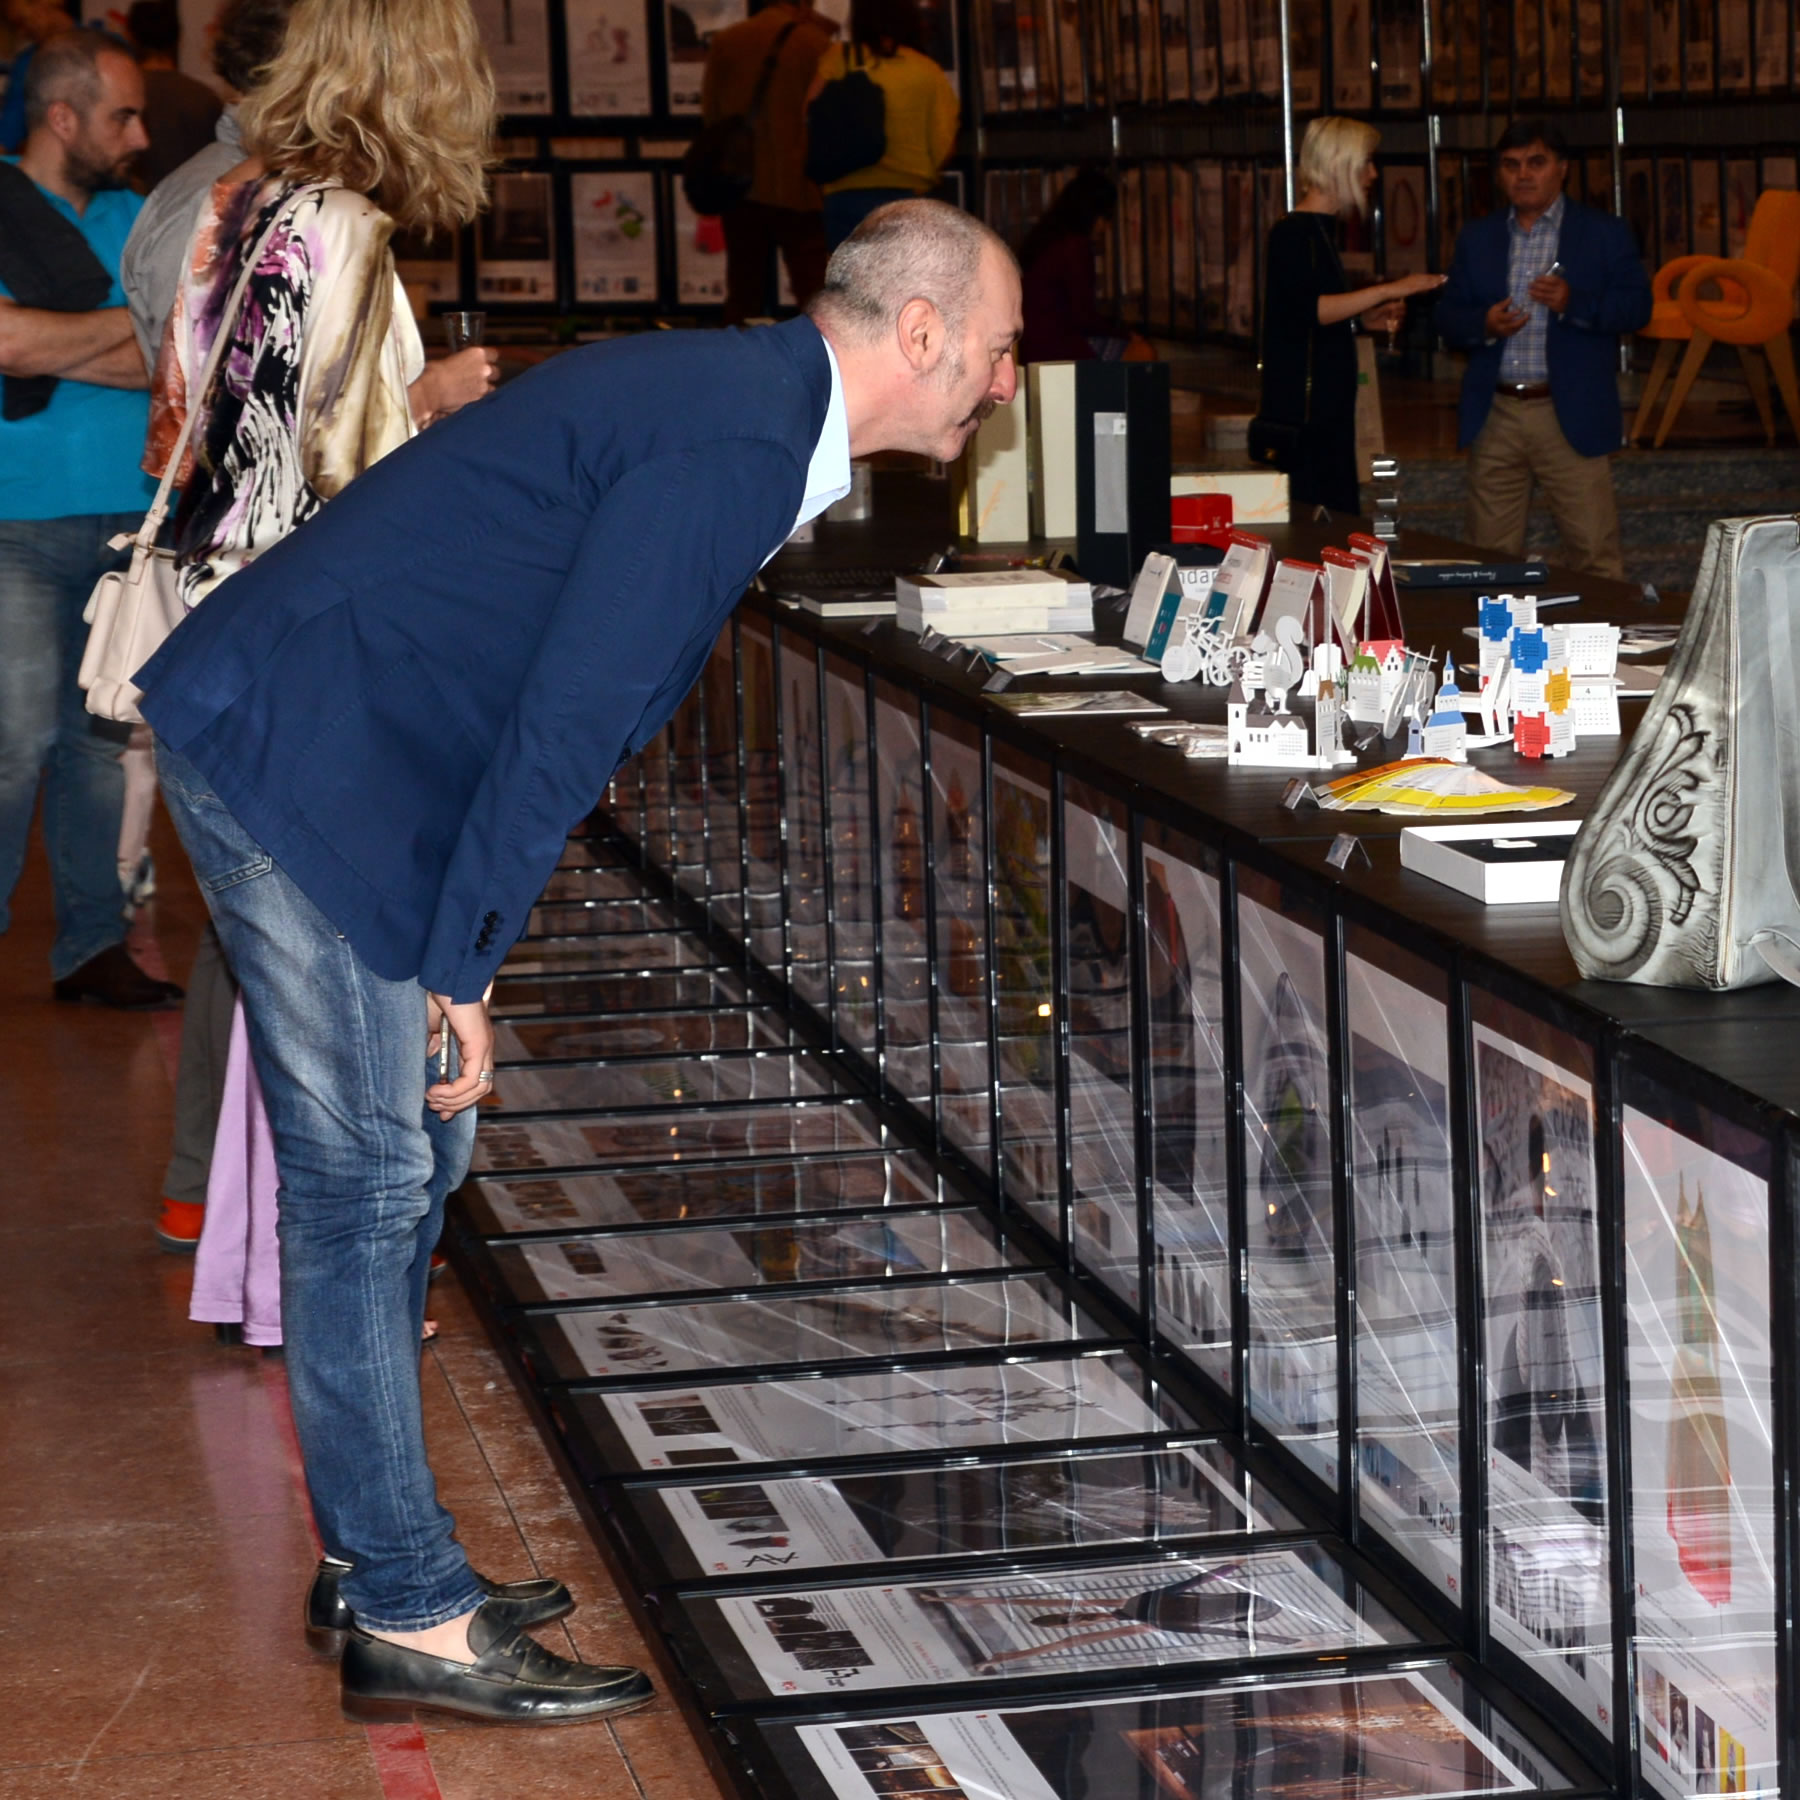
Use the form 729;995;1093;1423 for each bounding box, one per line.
1258;116;1445;515
147;0;654;1723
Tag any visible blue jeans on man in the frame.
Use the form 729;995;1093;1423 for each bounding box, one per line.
157;742;485;1632
0;513;137;978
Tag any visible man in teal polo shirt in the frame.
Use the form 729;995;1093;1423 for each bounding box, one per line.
0;29;181;1006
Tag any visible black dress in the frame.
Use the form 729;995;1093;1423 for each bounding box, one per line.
1259;211;1359;518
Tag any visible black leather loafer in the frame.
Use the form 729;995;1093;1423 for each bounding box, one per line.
339;1601;654;1725
306;1557;574;1657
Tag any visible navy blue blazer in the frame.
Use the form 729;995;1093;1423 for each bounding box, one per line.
1433;199;1651;458
138;316;831;1002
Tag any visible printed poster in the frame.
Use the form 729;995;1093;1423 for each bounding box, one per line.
566;0;654;112
470;0;552;111
672;180;729;305
715;1548;1388;1695
930;718;992;1172
666;0;746;112
791;1671;1558;1800
1474;1010;1613;1734
1332;0;1373;106
1623;1101;1776;1800
992;752;1055;1217
597;1352;1171;1470
477;169;557;301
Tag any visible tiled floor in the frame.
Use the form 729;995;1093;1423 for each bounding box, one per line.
0;810;725;1800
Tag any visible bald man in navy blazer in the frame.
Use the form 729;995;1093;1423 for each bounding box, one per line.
1435;118;1650;580
137;201;1022;1727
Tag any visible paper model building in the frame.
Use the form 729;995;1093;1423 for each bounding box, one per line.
1420;679;1469;761
1226;682;1312;766
1346;640;1408;724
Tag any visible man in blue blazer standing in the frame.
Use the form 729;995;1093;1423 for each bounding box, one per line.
1435;119;1651;580
134;200;1023;1727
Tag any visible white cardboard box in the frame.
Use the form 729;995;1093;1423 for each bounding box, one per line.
1398;820;1582;904
1028;362;1078;540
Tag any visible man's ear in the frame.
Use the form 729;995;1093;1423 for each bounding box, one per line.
895;296;943;377
45;97;80;146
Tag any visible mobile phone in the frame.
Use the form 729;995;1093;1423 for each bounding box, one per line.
1546;260;1566;279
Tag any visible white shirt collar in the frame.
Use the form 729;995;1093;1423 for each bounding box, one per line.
793;336;851;530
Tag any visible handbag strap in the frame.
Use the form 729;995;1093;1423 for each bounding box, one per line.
130;185;308;553
746;20;800;125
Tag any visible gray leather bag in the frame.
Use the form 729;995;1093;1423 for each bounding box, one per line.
1563;514;1800;988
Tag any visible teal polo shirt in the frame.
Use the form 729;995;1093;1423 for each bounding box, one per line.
0;168;157;521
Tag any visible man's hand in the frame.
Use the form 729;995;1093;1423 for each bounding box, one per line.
426;990;494;1120
1484;298;1530;338
1526;272;1570;314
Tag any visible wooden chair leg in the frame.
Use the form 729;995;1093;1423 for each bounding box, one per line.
1655;330;1714;447
1765;329;1800;444
1631;339;1681;443
1737;345;1776;443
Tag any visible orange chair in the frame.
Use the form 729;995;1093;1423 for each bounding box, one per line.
1651;188;1800;447
1627;253;1743;443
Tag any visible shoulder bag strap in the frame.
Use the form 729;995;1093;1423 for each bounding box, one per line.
130;186;307;552
747;19;801;124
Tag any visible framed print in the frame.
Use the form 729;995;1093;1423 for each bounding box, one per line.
1619;0;1651;88
992;744;1056;1220
574;1350;1193;1474
780;637;829;1010
1347;932;1458;1602
1471;990;1613;1737
1577;0;1605;90
992;0;1025;107
1651;0;1682;89
1437;151;1465;271
1428;0;1459;100
932;714;993;1175
1238;871;1337;1488
1225;162;1256;338
1221;0;1254;92
1198;160;1226;332
1065;781;1140;1310
684;1545;1407;1701
471;0;552;111
1332;0;1373;104
1171;162;1198;332
1159;0;1194;95
1383;162;1428;273
460;1152;943;1237
1019;0;1055;105
477;169;558;301
570;170;658;303
1753;0;1789;85
665;0;746;113
1250;0;1283;91
1144;163;1173;331
390;225;461;308
1288;0;1325;103
1766;153;1799;191
630;1442;1292;1581
1657;156;1690;262
1378;0;1425;106
971;0;1003;111
1189;0;1222;95
1545;0;1573;94
1622;1083;1775;1800
825;658;876;1055
1054;0;1089;101
1512;0;1543;97
670;181;729;304
566;0;653;111
1719;0;1752;81
1484;0;1513;103
1689;157;1722;255
1688;0;1718;85
761;1666;1585;1800
1624;156;1657;263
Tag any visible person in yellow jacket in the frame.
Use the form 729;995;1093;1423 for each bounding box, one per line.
806;0;958;251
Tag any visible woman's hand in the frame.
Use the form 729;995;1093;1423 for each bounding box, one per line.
1387;271;1449;300
409;347;499;427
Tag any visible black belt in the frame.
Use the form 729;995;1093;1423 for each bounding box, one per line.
1496;381;1552;400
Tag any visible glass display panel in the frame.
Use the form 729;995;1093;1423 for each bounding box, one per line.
874;682;931;1112
768;1664;1578;1800
638;1443;1295;1580
691;1542;1410;1701
488;968;751;1017
535;1274;1093;1381
669;678;707;899
488;1210;1016;1302
826;658;877;1055
1346;930;1459;1603
784;639;830;1009
470;1101;888;1174
993;745;1058;1229
1623;1086;1774;1800
484;1050;838;1116
1470;989;1612;1737
492;1010;789;1062
639;726;673;867
1065;782;1139;1310
524;895;679;938
538;867;646;905
498;931;719;977
744;617;785;976
702;627;744;935
462;1153;942;1235
1238;871;1337;1488
576;1351;1197;1473
929;714;992;1173
1143;826;1231;1390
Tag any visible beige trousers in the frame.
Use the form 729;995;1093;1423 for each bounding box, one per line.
1465;393;1627;582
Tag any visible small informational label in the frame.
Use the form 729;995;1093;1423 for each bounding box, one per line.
1326;832;1370;871
1093;413;1129;533
1281;778;1317;812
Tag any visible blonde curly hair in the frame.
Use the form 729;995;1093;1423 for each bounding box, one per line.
239;0;494;236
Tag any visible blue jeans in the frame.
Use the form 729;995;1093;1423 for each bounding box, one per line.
157;742;484;1633
0;514;136;978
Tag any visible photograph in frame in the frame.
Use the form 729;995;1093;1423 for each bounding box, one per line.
1332;0;1373;105
565;0;654;112
1473;999;1613;1735
570;170;659;303
665;0;747;113
477;169;558;301
1623;1092;1776;1800
470;0;552;110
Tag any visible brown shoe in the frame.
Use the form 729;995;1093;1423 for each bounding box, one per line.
53;943;184;1010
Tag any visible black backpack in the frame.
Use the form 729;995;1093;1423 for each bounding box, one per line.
680;20;798;217
803;45;888;187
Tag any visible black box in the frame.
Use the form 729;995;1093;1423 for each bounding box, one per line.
1075;361;1171;589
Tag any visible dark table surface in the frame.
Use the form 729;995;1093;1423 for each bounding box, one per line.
758;472;1800;1122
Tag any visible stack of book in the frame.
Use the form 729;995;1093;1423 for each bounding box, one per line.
896;568;1094;637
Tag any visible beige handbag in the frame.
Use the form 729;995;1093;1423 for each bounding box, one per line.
79;197;294;724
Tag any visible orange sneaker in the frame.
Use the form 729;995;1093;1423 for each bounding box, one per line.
157;1198;205;1253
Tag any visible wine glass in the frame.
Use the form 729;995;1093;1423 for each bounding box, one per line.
444;310;487;353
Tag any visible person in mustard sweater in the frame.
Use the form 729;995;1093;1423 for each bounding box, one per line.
806;0;957;251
